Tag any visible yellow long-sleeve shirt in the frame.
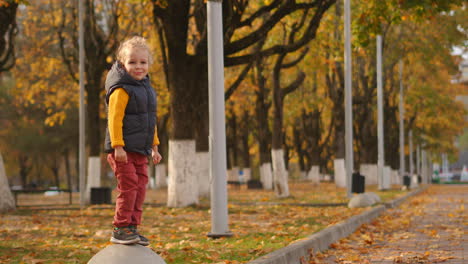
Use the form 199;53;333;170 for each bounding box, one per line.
108;88;160;148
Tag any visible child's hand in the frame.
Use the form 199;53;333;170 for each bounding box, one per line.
152;146;162;164
114;146;128;163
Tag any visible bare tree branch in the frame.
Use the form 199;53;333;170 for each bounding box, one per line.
283;71;306;96
224;61;254;101
225;0;335;66
0;1;18;72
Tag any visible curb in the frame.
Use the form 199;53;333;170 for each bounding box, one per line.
384;187;425;208
246;187;426;264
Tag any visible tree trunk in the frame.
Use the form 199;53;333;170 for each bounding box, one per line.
272;149;289;197
239;110;251;170
64;148;73;191
152;0;336;203
167;140;199;207
0;2;18;72
51;156;60;187
254;61;272;187
18;154;30;188
155;164;167;188
328;2;346;162
196;151;210;197
0;153;15;212
292;122;306;176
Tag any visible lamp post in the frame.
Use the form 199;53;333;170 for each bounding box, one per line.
78;0;86;207
399;61;405;179
207;0;232;238
377;35;385;190
409;130;414;186
344;0;353;198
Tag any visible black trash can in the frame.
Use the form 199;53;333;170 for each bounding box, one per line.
351;172;365;193
91;187;112;204
403;175;411;188
247;180;263;189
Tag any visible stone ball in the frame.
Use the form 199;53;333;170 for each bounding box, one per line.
88;244;166;264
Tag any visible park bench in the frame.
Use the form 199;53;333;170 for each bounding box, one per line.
10;188;73;205
227;180;242;189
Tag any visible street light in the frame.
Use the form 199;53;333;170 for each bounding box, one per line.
78;0;86;207
399;61;405;180
207;0;233;238
344;0;353;198
377;35;385;190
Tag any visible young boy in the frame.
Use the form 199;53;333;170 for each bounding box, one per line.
104;36;162;245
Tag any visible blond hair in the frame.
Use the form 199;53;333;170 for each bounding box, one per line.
116;36;153;64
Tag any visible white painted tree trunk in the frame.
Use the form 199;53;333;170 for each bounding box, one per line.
195;151;210;197
86;156;101;204
260;162;273;190
360;163;378;186
167;140;199;207
307;165;321;185
271;149;289;197
155;164;167;188
391;169;401;185
382;166;391;189
333;159;346;188
411;174;419;189
0;153;15;212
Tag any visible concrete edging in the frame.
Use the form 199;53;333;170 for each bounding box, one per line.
246;187;425;264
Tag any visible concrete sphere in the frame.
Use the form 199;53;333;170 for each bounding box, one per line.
88;244;166;264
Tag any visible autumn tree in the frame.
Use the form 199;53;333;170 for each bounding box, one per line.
270;25;308;197
151;0;336;207
353;0;466;170
254;57;274;188
54;0;123;157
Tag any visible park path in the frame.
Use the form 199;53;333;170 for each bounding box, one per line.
316;185;467;264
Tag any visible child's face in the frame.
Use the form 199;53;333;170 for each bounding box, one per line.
122;47;149;81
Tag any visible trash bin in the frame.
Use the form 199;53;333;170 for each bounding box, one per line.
91;187;112;204
351;172;365;193
403;175;411;188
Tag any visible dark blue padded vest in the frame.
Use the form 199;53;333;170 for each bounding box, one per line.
104;62;157;156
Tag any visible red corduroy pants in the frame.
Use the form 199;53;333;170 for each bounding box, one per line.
107;152;148;227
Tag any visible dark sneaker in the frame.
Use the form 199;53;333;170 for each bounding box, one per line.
110;226;140;245
136;234;150;246
129;225;150;246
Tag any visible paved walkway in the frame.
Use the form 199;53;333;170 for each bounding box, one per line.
319;185;467;263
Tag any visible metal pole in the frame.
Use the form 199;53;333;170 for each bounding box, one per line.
344;0;353;198
78;0;86;207
376;35;385;190
421;149;427;183
409;130;414;178
416;144;421;177
207;0;232;238
399;61;405;179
